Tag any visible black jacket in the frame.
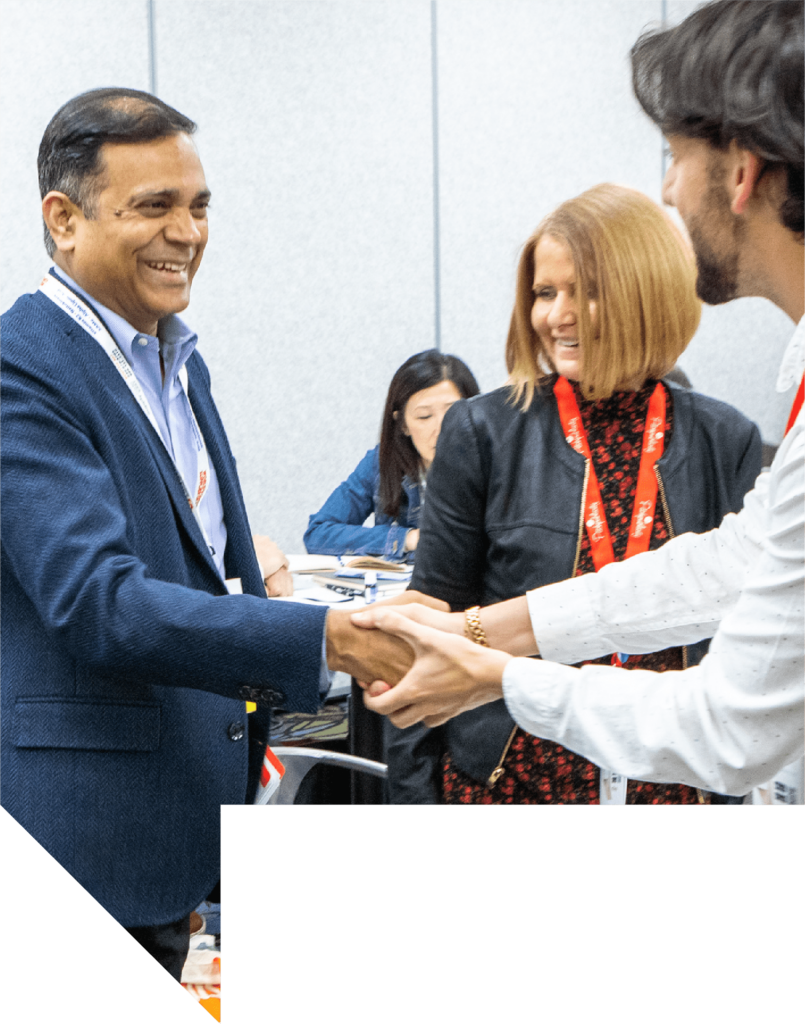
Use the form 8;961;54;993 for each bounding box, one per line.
387;379;763;802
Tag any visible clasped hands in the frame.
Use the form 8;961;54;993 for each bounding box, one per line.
325;592;510;729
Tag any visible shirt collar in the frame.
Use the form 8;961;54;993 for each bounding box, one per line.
776;315;805;393
50;266;198;373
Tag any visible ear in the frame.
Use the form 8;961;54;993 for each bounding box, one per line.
42;192;82;253
727;147;765;216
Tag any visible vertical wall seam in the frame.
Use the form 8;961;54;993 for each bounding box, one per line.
660;0;667;182
148;0;158;96
431;0;442;351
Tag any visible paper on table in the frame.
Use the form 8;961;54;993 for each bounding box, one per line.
341;555;411;572
286;554;340;574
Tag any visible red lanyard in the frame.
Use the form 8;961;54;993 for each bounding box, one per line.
554;376;667;571
784;372;804;436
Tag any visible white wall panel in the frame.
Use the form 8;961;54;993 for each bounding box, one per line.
155;0;435;550
1;0;793;569
436;0;665;392
0;0;150;314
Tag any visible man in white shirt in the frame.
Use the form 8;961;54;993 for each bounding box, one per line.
355;0;804;799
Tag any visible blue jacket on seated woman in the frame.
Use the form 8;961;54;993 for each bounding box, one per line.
304;446;421;562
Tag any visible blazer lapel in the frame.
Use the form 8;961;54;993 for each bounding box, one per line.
183;356;265;597
134;402;225;581
40;291;250;589
51;302;224;583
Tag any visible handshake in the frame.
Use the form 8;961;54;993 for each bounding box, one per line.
324;592;513;729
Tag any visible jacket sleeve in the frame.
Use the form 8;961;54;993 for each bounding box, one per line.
0;337;327;712
410;401;489;607
726;415;763;512
303;447;409;559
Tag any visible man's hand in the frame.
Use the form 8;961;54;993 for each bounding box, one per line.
350;607;511;728
350;601;464;695
264;566;294;597
325;607;414;685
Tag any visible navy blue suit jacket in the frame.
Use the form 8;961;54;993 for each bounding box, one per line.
1;288;327;926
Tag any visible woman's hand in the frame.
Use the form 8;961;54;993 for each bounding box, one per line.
350;606;511;728
352;598;462;641
372;588;452;614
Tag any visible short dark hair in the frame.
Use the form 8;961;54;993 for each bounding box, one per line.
631;0;804;236
378;349;480;518
38;87;197;256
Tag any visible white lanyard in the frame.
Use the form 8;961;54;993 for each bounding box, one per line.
38;273;214;554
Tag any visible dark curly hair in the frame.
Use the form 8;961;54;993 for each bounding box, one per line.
631;0;803;236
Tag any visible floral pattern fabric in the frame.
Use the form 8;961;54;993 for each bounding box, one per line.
442;379;709;805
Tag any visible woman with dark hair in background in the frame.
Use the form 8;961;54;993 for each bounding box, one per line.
304;349;480;561
385;183;762;805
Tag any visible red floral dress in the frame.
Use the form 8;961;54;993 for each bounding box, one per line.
442;379;708;805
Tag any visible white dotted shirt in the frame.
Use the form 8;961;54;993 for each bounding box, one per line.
502;319;805;796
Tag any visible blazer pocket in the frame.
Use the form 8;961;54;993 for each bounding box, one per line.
11;697;161;752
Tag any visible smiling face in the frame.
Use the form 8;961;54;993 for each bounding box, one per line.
54;132;209;334
530;234;597;382
401;378;463;470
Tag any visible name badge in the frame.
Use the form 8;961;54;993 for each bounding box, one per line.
600;770;628;805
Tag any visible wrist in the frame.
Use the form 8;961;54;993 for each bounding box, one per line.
324;610;352;674
463;605;508;699
463;605;488;646
468;644;510;700
447;611;466;635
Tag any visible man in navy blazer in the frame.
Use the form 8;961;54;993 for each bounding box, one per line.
1;87;411;980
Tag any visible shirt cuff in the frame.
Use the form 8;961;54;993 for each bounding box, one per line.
501;657;562;742
526;575;604;663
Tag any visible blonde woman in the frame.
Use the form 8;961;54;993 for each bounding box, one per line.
385;183;762;805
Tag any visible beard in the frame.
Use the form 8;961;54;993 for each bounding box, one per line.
690;225;740;304
687;174;745;306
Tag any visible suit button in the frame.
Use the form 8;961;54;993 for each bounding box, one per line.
227;721;245;741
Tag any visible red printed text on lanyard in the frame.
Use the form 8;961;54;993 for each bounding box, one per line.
554;376;667;571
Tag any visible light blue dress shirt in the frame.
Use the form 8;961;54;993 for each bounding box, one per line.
52;267;332;695
52;267;228;579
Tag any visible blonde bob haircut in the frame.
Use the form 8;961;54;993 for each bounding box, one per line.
506;183;701;407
